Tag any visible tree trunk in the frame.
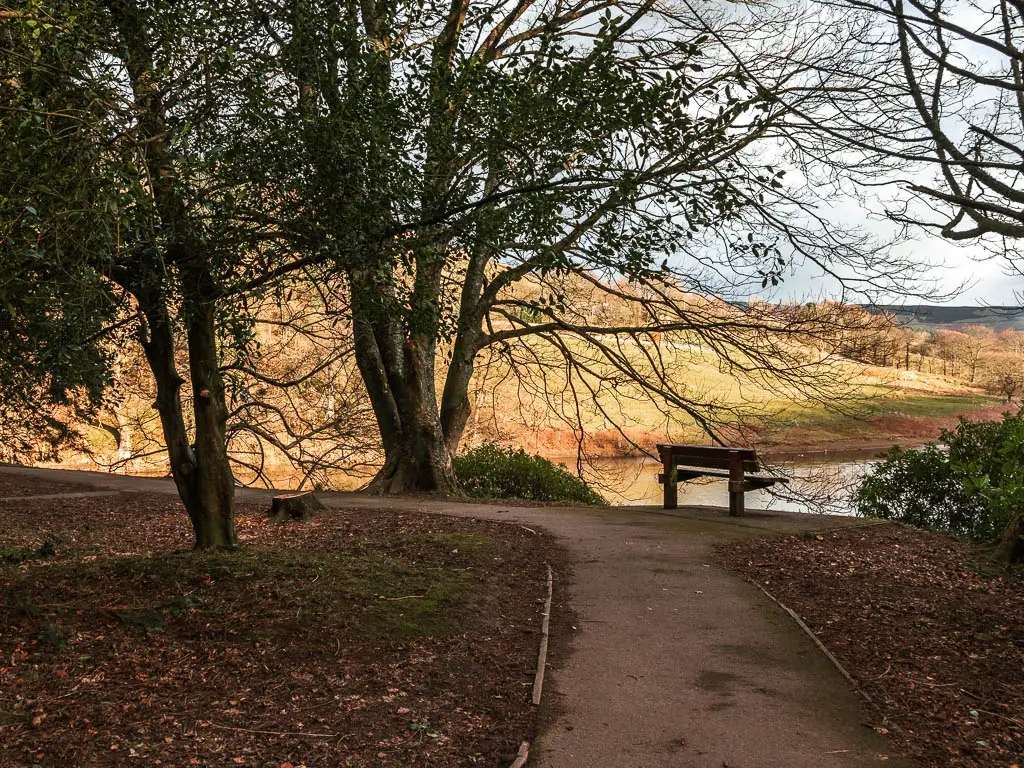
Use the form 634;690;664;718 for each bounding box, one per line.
365;333;457;494
108;2;235;548
114;404;133;463
355;240;490;493
138;293;236;550
347;12;491;495
361;27;469;495
358;239;490;494
184;296;237;549
440;328;481;457
131;288;234;551
370;428;455;493
996;514;1024;564
349;266;457;495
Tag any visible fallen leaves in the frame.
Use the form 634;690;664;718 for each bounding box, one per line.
0;489;563;767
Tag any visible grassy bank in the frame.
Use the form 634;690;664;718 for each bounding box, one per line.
52;331;1010;487
757;393;1005;455
461;334;1002;458
475;377;1003;460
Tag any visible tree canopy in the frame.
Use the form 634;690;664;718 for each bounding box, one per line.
1;0;937;545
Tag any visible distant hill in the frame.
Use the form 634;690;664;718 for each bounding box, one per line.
867;304;1024;331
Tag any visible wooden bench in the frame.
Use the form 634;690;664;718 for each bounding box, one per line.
655;444;789;516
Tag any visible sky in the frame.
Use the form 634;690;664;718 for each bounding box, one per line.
773;231;1024;307
898;241;1024;307
757;177;1024;308
695;0;1024;309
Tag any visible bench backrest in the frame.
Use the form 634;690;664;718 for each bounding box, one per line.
656;443;759;472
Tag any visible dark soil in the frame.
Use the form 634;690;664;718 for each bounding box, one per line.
0;489;564;767
719;523;1024;768
0;473;96;498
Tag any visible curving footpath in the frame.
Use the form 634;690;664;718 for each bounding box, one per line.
0;466;912;768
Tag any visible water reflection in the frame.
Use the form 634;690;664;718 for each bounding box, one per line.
591;454;877;515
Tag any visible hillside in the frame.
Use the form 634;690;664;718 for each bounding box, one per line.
869;304;1024;331
462;333;1003;460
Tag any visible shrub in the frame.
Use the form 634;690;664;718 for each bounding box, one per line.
453;443;607;505
857;444;987;537
857;412;1024;543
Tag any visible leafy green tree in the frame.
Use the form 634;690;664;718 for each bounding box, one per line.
2;0;933;518
1;0;272;547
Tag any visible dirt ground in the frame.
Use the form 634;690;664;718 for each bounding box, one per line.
720;523;1024;768
0;478;564;768
0;473;96;498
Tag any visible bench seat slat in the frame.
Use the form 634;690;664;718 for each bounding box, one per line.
657;470;790;484
657;443;757;457
669;457;759;472
656;444;759;472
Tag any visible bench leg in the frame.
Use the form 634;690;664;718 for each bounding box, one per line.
729;487;744;516
663;459;678;510
728;451;744;517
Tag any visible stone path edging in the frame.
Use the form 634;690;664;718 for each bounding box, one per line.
508;563;554;768
749;578;877;709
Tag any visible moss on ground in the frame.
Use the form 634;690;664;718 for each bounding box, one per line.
6;531;494;652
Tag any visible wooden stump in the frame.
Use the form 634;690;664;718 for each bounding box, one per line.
269;492;328;523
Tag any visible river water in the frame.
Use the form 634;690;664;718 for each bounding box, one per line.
591;453;879;515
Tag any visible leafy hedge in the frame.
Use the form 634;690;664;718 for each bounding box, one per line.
857;412;1024;542
453;443;607;505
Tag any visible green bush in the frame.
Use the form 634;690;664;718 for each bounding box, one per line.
857;443;987;537
857;412;1024;542
453;443;607;505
